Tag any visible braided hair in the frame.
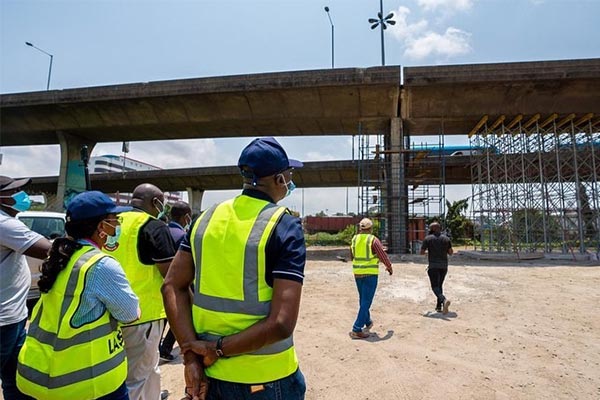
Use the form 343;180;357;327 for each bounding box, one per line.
38;214;106;293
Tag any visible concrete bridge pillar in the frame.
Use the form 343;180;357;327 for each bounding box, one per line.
48;132;96;212
387;117;407;254
186;188;205;216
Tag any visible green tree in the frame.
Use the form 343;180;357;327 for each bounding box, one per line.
444;198;472;241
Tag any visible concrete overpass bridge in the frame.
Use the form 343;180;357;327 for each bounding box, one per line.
2;58;599;252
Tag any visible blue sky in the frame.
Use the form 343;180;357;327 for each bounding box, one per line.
1;0;599;215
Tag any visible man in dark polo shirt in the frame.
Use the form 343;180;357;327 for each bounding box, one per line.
162;137;306;400
421;221;454;314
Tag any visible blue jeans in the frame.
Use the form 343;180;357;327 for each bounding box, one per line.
1;318;34;400
206;368;305;400
97;381;129;400
352;275;378;332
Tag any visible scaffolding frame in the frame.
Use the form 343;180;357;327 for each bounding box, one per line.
356;126;386;237
470;114;600;254
356;122;448;252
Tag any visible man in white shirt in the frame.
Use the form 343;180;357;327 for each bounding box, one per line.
0;176;51;400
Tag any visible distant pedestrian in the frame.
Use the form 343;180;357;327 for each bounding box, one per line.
159;201;192;362
0;176;51;400
349;218;393;339
16;191;139;400
420;222;453;314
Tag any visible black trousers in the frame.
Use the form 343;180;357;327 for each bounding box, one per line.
427;268;448;308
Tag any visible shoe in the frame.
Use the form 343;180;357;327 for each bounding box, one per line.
364;322;374;332
349;331;370;340
435;306;442;313
160;352;175;362
442;299;451;315
161;390;170;400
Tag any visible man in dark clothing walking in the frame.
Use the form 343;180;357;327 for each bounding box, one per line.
420;222;453;314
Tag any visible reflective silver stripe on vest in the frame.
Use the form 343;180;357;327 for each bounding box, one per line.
28;249;118;351
193;202;282;316
352;234;374;262
197;332;293;356
17;351;125;389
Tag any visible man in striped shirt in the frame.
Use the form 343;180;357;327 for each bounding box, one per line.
349;218;393;339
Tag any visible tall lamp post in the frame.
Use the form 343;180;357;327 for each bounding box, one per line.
324;6;335;68
25;42;53;90
368;0;395;66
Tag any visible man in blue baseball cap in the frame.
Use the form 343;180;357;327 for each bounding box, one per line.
163;137;307;399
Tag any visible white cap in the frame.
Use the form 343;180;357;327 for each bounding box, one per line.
359;218;373;229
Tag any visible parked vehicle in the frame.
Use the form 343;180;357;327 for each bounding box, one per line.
16;211;66;301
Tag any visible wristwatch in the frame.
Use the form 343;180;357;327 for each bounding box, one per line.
215;336;226;358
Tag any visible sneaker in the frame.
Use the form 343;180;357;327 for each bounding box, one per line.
160;352;175;362
161;390;170;400
435;306;442;313
364;322;374;332
349;331;370;340
442;299;451;315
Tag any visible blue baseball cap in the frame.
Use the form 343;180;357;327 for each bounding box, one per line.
66;191;132;221
238;137;303;179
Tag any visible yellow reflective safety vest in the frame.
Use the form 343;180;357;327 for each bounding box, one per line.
103;211;166;324
190;195;298;384
351;233;380;275
17;247;127;400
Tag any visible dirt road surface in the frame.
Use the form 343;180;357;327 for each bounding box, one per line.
150;248;600;399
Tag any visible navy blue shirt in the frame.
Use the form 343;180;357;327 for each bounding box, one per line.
168;221;186;248
180;189;305;286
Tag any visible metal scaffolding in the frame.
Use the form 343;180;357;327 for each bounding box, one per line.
356;123;447;253
356;130;388;242
470;114;600;255
407;133;447;235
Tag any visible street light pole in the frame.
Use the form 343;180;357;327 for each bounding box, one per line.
25;42;53;90
379;0;385;66
368;0;396;66
324;6;335;68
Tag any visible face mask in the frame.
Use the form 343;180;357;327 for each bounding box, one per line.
184;214;192;231
278;175;296;198
0;191;31;212
103;222;121;248
154;198;166;220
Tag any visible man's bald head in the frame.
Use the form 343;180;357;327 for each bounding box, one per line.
131;183;164;216
429;222;441;234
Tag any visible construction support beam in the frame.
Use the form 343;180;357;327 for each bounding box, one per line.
50;132;96;211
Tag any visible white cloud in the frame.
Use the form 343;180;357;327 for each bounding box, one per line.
388;6;473;61
405;27;472;60
93;138;221;169
417;0;474;12
389;6;429;42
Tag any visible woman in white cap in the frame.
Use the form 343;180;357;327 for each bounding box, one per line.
17;191;140;400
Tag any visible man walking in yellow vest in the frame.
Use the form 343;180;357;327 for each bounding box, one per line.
103;183;176;400
162;137;306;400
349;218;393;339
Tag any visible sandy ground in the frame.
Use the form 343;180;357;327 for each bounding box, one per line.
158;247;600;400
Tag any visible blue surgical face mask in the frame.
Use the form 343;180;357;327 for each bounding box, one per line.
0;191;31;212
103;222;121;248
279;174;296;198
